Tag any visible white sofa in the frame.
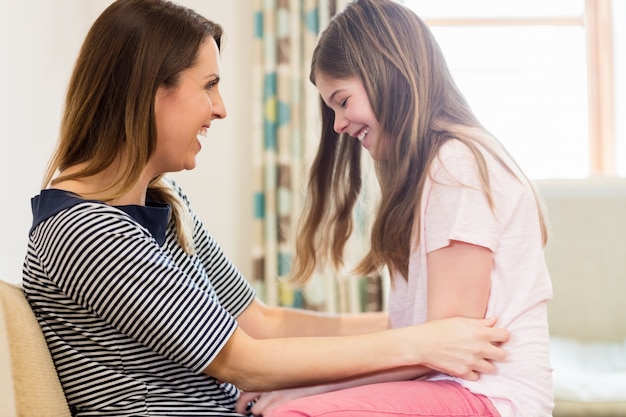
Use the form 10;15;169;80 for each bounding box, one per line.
536;178;626;417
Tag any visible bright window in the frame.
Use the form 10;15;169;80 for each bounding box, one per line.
404;0;623;179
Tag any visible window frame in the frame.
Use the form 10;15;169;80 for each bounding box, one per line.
417;0;615;176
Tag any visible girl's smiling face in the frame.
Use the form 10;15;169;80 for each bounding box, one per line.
152;37;227;174
315;72;386;159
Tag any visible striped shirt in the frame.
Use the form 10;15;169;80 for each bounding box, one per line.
23;180;255;416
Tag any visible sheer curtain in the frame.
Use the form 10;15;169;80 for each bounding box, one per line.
251;0;384;312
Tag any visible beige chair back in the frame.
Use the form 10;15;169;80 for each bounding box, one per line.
0;279;71;417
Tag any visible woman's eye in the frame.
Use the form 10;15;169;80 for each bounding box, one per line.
205;78;220;90
340;98;348;108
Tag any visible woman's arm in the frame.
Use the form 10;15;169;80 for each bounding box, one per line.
232;241;497;414
204;316;508;392
237;298;389;338
226;240;496;394
233;316;505;415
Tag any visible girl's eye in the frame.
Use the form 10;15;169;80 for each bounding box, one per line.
339;98;348;108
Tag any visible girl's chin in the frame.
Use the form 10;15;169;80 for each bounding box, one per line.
365;145;386;161
360;139;373;154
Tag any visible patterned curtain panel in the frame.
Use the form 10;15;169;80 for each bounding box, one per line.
251;0;384;313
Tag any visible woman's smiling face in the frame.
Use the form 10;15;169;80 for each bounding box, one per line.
152;37;227;174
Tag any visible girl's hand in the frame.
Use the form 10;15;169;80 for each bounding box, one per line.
236;388;318;416
235;391;261;415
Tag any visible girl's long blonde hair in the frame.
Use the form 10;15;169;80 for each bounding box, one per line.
44;0;224;253
290;0;547;283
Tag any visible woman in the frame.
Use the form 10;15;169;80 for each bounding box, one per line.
239;0;553;416
23;0;509;416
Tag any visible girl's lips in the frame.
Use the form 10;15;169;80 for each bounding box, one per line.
357;128;369;142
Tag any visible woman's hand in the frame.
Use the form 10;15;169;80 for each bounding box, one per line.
414;316;509;380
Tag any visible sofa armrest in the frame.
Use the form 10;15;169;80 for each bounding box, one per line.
535;178;626;342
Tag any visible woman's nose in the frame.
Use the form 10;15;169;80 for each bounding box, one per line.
212;92;227;120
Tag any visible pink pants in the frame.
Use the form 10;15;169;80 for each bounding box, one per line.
265;380;501;417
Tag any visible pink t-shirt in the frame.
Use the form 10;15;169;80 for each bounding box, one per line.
389;139;554;417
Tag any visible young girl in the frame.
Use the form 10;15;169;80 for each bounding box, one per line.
239;0;553;416
23;1;509;416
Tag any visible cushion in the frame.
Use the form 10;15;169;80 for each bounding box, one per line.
551;336;626;401
0;279;71;417
554;399;626;417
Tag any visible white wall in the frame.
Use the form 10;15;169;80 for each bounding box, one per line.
0;0;254;284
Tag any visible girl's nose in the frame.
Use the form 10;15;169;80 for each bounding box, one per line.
333;114;348;134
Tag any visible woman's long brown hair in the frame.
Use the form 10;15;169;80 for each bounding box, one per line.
43;0;224;253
